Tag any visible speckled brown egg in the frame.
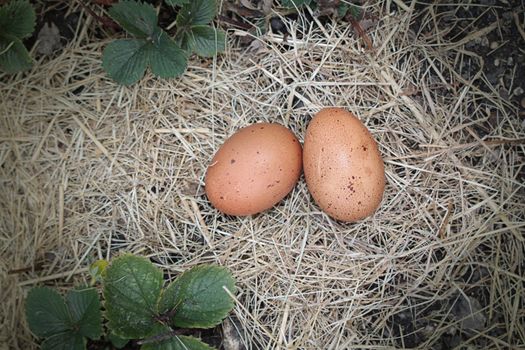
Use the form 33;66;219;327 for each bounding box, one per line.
205;123;302;216
303;108;385;222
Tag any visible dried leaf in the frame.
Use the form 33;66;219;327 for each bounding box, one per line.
36;22;61;55
349;16;374;51
450;295;486;331
223;318;245;350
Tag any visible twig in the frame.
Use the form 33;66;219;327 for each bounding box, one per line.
513;13;525;42
348;16;374;51
438;201;454;240
222;2;263;18
218;15;253;30
8;262;45;275
18;268;90;287
78;1;120;30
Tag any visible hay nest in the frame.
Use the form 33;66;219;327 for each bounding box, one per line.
1;1;524;349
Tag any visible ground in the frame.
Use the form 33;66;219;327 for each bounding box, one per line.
1;1;524;349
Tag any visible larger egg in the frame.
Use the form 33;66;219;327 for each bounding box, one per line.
303;108;385;222
205;123;302;216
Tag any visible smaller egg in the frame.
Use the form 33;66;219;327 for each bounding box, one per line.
303;108;385;222
205;123;302;216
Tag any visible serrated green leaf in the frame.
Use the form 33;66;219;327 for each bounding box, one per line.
103;254;164;338
255;18;267;36
0;0;36;39
65;287;102;340
103;30;188;85
0;34;31;73
337;2;349;17
164;0;190;6
148;30;187;78
347;4;361;19
41;331;85;350
176;0;217;27
159;265;236;329
141;335;215;350
281;0;312;8
108;0;158;38
25;287;71;338
102;38;149;85
177;25;225;56
108;331;130;349
176;29;191;52
185;25;225;57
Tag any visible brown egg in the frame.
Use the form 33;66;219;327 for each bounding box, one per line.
205;123;302;216
303;108;385;222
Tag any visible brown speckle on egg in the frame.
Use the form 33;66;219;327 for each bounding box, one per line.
205;123;302;216
303;107;385;222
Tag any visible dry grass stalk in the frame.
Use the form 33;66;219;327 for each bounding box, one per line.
0;1;523;349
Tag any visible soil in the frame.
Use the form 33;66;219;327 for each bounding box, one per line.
387;1;525;348
410;0;525;115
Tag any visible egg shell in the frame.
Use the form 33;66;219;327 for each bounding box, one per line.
303;108;385;222
205;123;302;216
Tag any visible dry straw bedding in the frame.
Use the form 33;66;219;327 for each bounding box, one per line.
1;1;524;349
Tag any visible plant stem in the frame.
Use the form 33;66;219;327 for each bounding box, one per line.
153;306;178;323
78;2;120;30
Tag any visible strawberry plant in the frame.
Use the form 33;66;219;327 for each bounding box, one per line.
0;0;36;73
25;287;102;350
104;254;236;348
25;254;236;349
102;0;226;85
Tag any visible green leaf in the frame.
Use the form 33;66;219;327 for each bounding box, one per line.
89;259;109;285
41;331;85;350
176;0;217;27
281;0;312;8
337;2;349;17
108;331;130;349
176;29;191;52
141;335;215;350
0;34;32;73
164;0;190;6
184;25;225;57
25;287;71;338
103;254;164;339
159;265;236;329
148;30;187;78
108;0;158;38
0;0;36;39
102;38;149;85
103;30;188;85
66;287;102;340
347;4;362;19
